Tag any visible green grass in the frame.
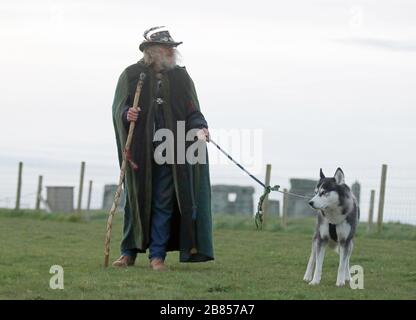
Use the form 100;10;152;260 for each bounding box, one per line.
0;209;415;300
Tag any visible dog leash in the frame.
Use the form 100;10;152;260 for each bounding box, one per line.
209;139;309;229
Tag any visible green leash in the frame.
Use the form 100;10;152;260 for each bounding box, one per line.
255;185;280;230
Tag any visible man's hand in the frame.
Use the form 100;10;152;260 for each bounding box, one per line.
197;128;210;142
127;107;141;122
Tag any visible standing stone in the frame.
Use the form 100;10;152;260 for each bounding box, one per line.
102;184;125;211
287;179;317;217
351;181;361;206
211;185;255;215
268;200;280;216
46;186;74;213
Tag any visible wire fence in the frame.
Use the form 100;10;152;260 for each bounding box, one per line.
0;160;415;226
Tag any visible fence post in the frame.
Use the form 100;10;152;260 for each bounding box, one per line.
15;162;23;210
377;164;388;233
77;161;86;212
87;180;93;211
281;188;288;228
367;189;375;233
35;175;43;210
262;164;272;226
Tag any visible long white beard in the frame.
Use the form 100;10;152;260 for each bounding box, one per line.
153;51;177;71
160;56;176;70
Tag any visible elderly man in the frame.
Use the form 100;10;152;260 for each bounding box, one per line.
111;26;214;271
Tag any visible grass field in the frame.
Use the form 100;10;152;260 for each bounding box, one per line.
0;209;415;300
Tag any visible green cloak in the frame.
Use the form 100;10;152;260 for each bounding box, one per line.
111;60;214;262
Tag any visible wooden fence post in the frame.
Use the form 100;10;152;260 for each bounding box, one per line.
15;162;23;210
377;164;388;233
281;188;288;228
77;161;86;212
262;164;272;226
87;180;93;211
35;175;43;210
367;189;375;233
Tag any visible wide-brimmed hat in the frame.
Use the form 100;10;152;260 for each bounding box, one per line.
139;26;183;52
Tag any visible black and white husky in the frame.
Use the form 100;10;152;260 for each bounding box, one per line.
303;168;360;287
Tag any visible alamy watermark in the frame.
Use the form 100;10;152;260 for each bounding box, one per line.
349;265;364;289
152;121;264;174
49;265;64;290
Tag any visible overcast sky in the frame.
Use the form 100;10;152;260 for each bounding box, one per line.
1;0;415;221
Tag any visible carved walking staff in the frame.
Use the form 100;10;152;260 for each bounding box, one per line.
104;72;146;268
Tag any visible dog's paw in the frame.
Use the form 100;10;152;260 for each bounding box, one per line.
336;280;346;287
303;274;313;282
308;279;320;286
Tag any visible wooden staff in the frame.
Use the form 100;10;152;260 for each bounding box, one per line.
104;72;146;268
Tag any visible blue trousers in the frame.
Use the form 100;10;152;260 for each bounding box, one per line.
122;163;174;261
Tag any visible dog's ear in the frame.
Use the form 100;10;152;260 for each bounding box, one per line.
320;168;325;179
334;167;345;185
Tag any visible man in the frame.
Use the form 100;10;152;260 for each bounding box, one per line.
111;26;214;271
